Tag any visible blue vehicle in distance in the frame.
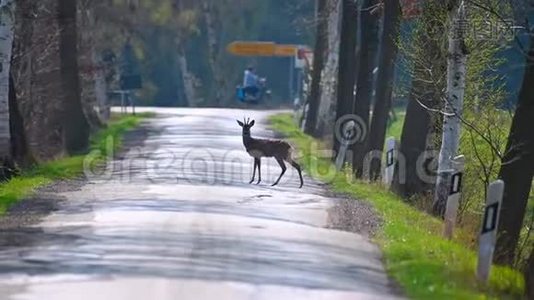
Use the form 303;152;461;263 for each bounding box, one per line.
236;77;271;104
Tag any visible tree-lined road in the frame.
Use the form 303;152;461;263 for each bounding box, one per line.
0;108;399;300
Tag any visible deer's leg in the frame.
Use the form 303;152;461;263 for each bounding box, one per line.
249;158;257;184
287;159;304;188
272;157;287;186
256;158;262;184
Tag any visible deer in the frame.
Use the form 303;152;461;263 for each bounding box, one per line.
237;118;304;188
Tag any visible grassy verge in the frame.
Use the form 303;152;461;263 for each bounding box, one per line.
269;113;524;300
388;107;406;139
0;112;152;213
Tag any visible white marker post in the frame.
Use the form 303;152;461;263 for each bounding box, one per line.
382;137;396;186
443;155;466;239
477;180;504;283
335;121;355;171
300;103;309;131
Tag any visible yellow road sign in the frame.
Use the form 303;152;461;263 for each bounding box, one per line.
227;41;276;56
227;42;301;57
274;45;298;57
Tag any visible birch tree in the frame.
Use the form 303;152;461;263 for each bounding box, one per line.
432;0;468;216
0;0;15;177
177;48;196;107
201;0;223;106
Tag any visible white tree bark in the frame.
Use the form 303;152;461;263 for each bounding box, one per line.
433;1;468;215
0;0;15;159
202;0;223;105
178;48;195;107
316;0;341;136
92;49;109;121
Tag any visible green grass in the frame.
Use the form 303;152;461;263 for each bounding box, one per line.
387;108;406;140
0;112;152;213
269;113;524;300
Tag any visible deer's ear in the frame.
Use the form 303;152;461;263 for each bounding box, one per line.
237;120;244;127
249;120;255;127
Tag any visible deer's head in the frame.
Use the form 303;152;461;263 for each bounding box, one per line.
237;118;255;137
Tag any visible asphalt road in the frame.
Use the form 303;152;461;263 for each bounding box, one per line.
0;108;400;300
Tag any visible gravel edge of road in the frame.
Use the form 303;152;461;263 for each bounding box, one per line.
268;123;383;239
268;121;405;297
325;189;382;239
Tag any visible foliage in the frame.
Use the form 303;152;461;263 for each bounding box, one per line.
458;0;513;224
396;0;534;266
269;113;524;299
99;0;315;107
387;108;406;140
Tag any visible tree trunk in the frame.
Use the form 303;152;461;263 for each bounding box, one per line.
178;47;195;107
316;0;341;137
93;49;109;122
494;33;534;265
9;74;31;167
352;0;379;177
58;0;90;154
0;0;16;179
12;0;66;161
77;2;105;130
304;0;328;136
202;0;223;106
392;97;434;196
333;0;359;158
365;0;401;180
432;1;468;216
392;4;446;197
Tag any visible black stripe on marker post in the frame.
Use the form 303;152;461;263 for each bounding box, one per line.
449;172;463;195
386;149;394;167
481;202;500;234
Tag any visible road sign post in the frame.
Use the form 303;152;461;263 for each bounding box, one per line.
443;155;466;239
289;57;294;102
383;137;396;186
477;180;504;283
113;90;134;115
